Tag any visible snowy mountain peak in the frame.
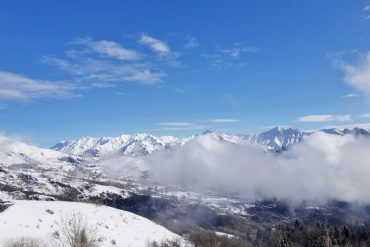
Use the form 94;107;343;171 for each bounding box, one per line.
246;127;307;151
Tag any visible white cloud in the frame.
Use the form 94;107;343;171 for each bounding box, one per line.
359;113;370;118
209;119;239;123
138;34;170;55
0;71;80;101
336;51;370;97
297;114;352;123
73;38;140;60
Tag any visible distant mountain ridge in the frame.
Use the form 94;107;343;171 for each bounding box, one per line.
51;127;370;157
52;134;179;157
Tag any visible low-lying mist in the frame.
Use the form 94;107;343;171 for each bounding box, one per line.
104;132;370;205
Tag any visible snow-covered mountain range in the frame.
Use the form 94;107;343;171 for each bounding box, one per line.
51;134;179;157
51;127;370;157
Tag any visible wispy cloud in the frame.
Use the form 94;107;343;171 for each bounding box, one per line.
221;46;259;58
359;113;370;118
297;114;352;123
43;37;167;85
173;87;185;94
155;121;209;131
43;56;165;84
342;93;360;98
184;36;199;49
72;37;140;60
363;5;370;19
138;34;170;55
0;71;80;102
209;118;239;123
158;122;195;127
204;43;259;69
91;82;116;88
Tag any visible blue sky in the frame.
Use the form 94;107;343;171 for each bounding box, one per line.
1;0;370;146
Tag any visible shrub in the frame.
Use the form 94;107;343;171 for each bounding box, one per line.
4;237;44;247
188;231;249;247
148;239;183;247
51;213;100;247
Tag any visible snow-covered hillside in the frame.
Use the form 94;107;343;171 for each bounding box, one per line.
0;200;183;247
0;135;83;167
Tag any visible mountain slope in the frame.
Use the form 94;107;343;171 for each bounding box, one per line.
0;200;182;247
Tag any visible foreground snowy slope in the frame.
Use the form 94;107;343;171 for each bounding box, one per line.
0;200;182;247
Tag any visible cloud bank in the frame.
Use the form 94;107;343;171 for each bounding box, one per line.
106;132;370;205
